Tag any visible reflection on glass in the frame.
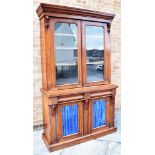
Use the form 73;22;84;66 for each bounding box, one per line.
54;22;78;85
86;26;104;82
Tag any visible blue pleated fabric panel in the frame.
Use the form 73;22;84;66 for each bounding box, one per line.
62;104;78;136
93;99;106;128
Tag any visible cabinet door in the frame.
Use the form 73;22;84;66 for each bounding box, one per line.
52;18;82;89
57;101;83;141
82;21;109;86
89;97;112;133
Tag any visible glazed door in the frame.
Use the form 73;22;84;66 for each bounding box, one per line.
51;18;82;89
82;21;109;86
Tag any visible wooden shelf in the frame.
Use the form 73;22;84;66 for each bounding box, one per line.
55;47;77;50
86;35;103;38
86;61;104;65
54;33;77;37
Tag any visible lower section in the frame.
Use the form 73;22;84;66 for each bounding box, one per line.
42;127;117;152
41;85;117;152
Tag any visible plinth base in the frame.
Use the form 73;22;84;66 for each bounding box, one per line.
42;127;117;152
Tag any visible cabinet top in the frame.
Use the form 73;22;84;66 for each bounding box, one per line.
41;84;118;97
36;3;115;22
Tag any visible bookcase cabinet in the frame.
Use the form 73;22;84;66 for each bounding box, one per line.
36;3;118;152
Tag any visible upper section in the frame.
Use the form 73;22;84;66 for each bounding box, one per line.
36;3;116;91
36;3;115;23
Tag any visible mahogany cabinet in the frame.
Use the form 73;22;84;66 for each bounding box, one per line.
36;3;118;152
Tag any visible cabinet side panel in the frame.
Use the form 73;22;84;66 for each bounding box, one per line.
110;95;115;126
49;99;57;144
45;20;53;89
42;94;51;144
40;18;48;89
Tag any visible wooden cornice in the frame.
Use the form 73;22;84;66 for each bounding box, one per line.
36;3;115;22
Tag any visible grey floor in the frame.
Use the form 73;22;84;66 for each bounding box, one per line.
33;111;121;155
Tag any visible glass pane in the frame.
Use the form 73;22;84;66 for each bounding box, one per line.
93;99;106;128
54;22;78;85
62;104;78;136
86;26;104;82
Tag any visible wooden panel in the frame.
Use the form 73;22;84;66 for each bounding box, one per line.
108;89;116;127
105;24;111;83
83;100;89;135
58;94;83;103
42;94;51;144
110;95;115;127
49;17;56;88
44;17;53;89
40;18;48;89
90;91;112;98
49;99;57;144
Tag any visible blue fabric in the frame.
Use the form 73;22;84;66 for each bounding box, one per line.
93;99;106;128
62;104;78;136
